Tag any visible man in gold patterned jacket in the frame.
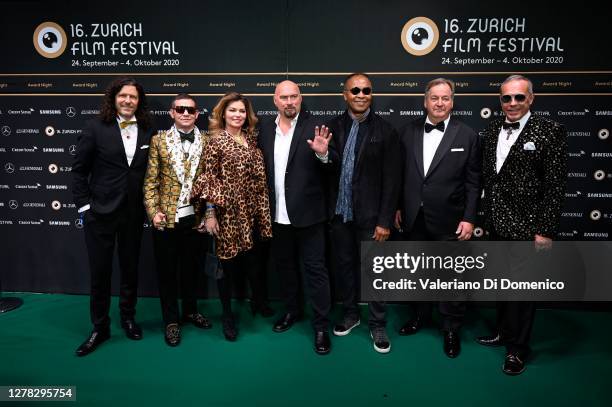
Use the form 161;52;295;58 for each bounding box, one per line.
143;93;212;347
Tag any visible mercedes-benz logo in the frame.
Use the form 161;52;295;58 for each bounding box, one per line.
9;200;18;210
69;144;77;155
4;162;15;173
1;126;10;136
74;218;84;229
66;106;76;117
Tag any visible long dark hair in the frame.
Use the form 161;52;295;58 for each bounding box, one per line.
99;76;152;129
208;92;258;136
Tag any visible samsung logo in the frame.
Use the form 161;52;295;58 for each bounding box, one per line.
584;232;609;238
43;148;65;153
591;152;612;158
39;109;62;115
46;185;68;190
49;221;70;226
587;193;612;198
595;111;612;116
400;111;425;116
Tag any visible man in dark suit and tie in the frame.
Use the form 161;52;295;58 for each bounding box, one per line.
327;72;400;354
395;78;481;358
72;77;154;356
258;80;337;355
477;74;567;375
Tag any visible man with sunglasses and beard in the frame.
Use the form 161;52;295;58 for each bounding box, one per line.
477;75;567;375
143;94;212;347
327;72;400;353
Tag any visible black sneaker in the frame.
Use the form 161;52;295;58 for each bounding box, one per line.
370;327;391;354
333;315;360;336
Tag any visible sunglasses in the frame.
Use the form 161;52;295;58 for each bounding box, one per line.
173;106;197;114
346;87;372;96
500;94;527;104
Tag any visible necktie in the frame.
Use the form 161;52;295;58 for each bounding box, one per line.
502;122;520;130
424;121;445;133
179;130;194;143
502;121;520;140
119;120;137;129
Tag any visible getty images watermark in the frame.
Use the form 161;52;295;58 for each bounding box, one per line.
361;241;612;302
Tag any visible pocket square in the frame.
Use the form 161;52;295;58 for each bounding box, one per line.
523;141;536;151
140;145;149;149
450;148;464;152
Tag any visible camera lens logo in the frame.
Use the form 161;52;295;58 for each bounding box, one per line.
594;170;606;181
33;22;67;59
51;200;61;210
401;17;439;56
1;126;11;136
473;227;484;238
4;162;15;173
45;126;55;136
9;200;18;210
598;129;609;140
48;163;58;174
590;209;601;221
480;108;492;119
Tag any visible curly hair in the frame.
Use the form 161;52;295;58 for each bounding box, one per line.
208;92;258;136
99;77;152;129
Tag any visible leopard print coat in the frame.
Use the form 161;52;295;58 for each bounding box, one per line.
191;130;272;259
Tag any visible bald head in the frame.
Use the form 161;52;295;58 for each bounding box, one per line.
274;80;302;119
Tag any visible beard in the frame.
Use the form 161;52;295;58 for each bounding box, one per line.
282;107;297;119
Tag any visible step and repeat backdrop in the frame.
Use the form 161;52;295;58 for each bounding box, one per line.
1;0;610;295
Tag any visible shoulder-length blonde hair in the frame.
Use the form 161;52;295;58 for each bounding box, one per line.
208;92;258;136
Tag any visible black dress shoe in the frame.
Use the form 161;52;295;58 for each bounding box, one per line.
398;318;425;336
183;313;212;329
222;317;238;342
75;330;110;357
272;313;301;333
443;331;461;358
120;319;143;340
250;302;275;318
314;331;331;355
165;323;181;347
502;353;526;375
476;333;505;347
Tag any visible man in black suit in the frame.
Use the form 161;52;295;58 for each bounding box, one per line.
258;80;337;355
395;78;481;358
327;72;400;354
72;77;154;356
477;74;567;375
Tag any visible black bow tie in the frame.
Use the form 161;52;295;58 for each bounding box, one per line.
179;130;194;143
425;121;445;133
502;122;520;131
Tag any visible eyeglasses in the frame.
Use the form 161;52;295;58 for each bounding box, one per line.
346;87;372;96
500;94;527;104
173;106;197;114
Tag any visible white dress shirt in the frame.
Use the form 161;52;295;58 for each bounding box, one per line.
423;116;450;176
496;111;531;173
273;113;299;224
118;116;138;166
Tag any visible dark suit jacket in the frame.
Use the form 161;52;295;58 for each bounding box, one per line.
481;114;567;240
399;116;481;236
258;111;338;228
326;111;400;230
72;118;153;215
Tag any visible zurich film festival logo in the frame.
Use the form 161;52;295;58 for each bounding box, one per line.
33;22;67;59
401;17;439;56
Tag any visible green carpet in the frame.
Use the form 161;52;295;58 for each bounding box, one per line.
0;293;609;406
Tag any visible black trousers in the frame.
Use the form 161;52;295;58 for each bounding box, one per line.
217;247;265;318
330;216;386;329
83;203;143;330
152;220;202;325
489;230;536;358
271;222;331;331
403;209;466;332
